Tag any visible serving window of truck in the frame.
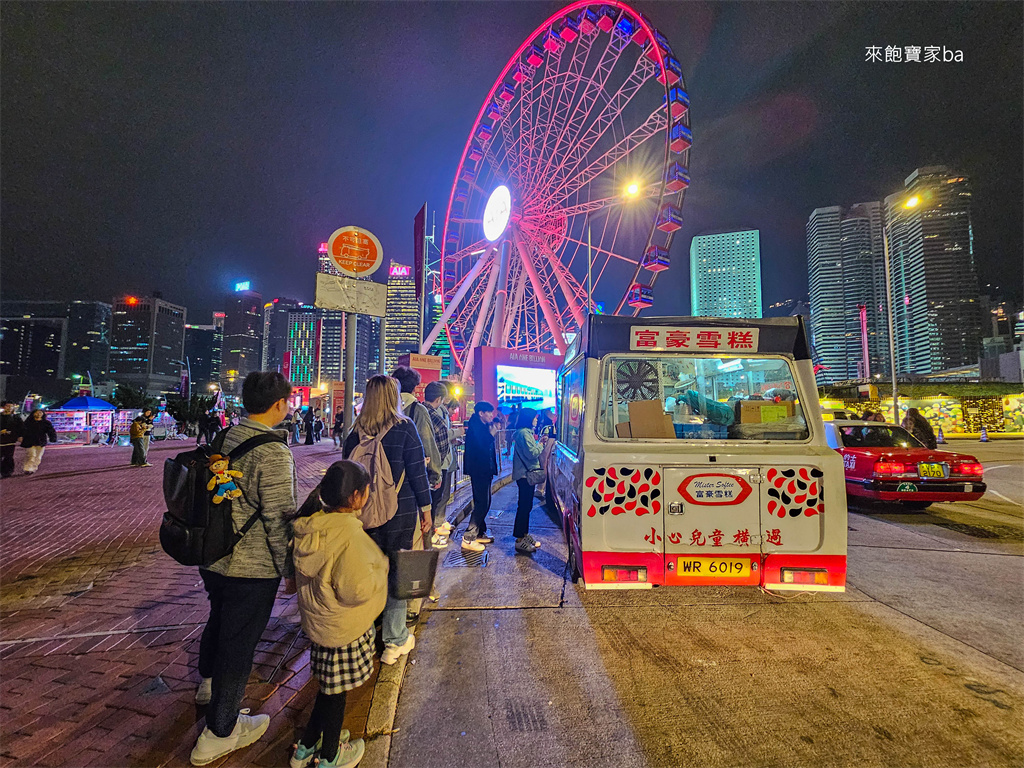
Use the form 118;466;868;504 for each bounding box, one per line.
548;315;847;592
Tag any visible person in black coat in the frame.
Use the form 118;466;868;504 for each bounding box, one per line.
461;401;499;552
21;409;58;474
342;375;432;665
1;401;24;478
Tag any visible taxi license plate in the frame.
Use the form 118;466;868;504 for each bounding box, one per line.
918;463;946;479
676;558;751;578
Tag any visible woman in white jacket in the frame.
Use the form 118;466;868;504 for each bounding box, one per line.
290;460;389;768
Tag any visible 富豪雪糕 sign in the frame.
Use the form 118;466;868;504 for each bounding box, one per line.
630;326;760;352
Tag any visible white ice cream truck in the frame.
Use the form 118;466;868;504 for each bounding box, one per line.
547;315;847;591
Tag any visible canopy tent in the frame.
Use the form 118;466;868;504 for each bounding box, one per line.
59;396;116;411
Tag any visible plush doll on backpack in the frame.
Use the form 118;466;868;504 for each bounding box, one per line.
206;455;243;504
289;460;388;768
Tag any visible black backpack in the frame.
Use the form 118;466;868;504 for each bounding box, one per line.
160;428;287;566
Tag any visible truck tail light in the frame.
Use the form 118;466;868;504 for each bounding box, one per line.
602;566;648;583
954;462;984;476
781;568;829;585
873;461;907;475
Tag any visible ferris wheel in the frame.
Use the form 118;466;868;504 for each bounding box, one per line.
421;0;691;381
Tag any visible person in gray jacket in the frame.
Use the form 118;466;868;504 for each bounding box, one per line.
190;371;297;767
392;366;441;490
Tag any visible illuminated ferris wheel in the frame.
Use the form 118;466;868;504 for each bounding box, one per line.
421;0;691;381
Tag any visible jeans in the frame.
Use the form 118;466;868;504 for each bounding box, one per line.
514;478;534;539
1;445;15;477
381;591;409;647
430;468;452;529
464;474;492;540
130;436;149;465
23;446;45;474
198;570;281;737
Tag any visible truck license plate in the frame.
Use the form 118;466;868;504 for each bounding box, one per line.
918;463;946;478
676;558;751;578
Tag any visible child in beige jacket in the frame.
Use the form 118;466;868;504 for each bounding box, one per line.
290;460;388;768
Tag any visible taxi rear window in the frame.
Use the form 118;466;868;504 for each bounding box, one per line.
596;354;809;441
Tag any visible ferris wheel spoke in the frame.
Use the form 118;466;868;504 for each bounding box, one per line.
535;33;596;172
553;106;668;207
520;228;586;328
460;257;502;381
501;259;528;347
511;227;568;354
540;52;658;203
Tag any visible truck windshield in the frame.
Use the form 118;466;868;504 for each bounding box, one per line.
597;354;809;441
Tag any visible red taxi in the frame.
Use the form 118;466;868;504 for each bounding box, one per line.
824;420;985;509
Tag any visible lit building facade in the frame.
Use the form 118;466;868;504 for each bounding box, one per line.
384;261;419;372
220;287;263;395
185;324;220;387
109;294;186;394
262;298;302;374
283;304;321;387
689;230;762;319
1;300;112;381
886;166;982;374
0;312;67;379
67;301;112;379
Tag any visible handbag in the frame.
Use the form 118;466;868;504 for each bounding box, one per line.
525;467;546;485
389;547;439;600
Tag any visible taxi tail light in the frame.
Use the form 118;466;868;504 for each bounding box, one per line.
602;566;647;583
873;461;907;475
781;568;829;585
954;462;984;476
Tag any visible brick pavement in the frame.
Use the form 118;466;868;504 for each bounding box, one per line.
0;439;446;768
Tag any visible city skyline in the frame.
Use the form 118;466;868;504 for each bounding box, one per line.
2;2;1020;321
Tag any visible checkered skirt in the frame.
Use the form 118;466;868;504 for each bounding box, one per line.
310;626;375;694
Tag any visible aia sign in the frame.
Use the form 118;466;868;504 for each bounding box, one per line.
679;473;753;506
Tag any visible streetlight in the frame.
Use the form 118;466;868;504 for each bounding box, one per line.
881;194;922;424
587;181;644;313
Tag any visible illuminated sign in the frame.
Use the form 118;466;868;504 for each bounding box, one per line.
389;264;411;278
234;281;251;292
327;226;384;278
125;296;139;306
319;242;328;253
483;184;512;242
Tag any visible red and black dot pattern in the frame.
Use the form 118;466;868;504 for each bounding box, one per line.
765;467;824;518
585;466;662;517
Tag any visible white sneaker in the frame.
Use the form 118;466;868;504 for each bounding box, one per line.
431;532;449;548
190;709;269;765
381;634;415;665
461;538;485;553
195;677;212;705
436;521;453;535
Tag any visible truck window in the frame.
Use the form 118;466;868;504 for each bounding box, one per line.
558;357;585;454
596;354;809;442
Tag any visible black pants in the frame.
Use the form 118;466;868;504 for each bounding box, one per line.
465;474;492;540
198;570;281;737
302;690;348;762
514;478;535;539
0;445;15;477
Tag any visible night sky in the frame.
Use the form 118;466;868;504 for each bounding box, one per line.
3;1;1021;322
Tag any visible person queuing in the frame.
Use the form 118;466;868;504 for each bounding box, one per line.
902;407;938;448
461;401;499;553
533;408;556;499
289;460;385;768
392;366;442;491
333;411;345;447
1;401;24;478
423;381;456;547
190;372;296;766
342;375;432;666
304;407;316;446
129;408;155;467
511;408;545;554
21;409;58;475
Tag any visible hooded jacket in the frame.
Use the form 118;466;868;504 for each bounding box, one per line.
292;509;389;648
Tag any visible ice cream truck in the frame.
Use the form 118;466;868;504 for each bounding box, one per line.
546;315;846;592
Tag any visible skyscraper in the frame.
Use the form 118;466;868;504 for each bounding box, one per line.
886;166;982;374
262;298;302;373
384;261;419;371
1;300;112;380
220;286;263;395
184;324;219;387
689;229;762;319
66;301;113;379
807;205;891;382
283;304;320;386
109;294;186;394
0;310;67;379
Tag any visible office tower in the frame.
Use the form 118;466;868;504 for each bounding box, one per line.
221;286;263;395
185;324;220;386
283;304;320;386
319;310;345;384
886;166;982;374
689;229;762;319
109;293;187;394
66;301;112;379
384;261;419;371
0;310;67;379
262;298;302;373
807;204;891;382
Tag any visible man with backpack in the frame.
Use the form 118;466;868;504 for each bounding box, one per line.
188;371;296;766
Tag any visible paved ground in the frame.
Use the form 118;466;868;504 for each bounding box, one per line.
0;439;461;768
392;443;1024;768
